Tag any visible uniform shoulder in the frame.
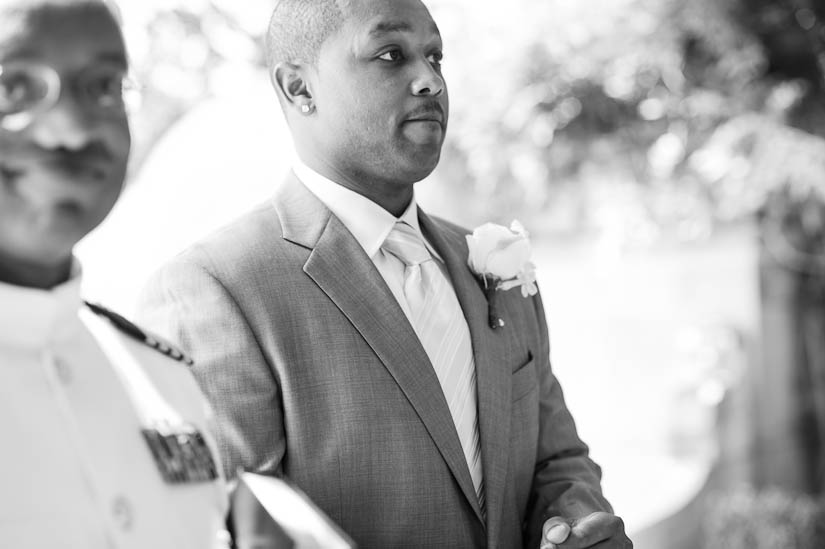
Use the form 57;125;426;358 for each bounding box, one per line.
83;301;194;366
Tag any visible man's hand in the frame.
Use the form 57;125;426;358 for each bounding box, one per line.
540;512;632;549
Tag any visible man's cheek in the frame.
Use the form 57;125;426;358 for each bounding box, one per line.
103;124;131;164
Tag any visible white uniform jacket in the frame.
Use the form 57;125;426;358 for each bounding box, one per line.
0;271;229;549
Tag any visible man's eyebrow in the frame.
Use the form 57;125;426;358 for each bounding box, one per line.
96;51;128;66
369;20;412;36
0;50;128;69
0;45;35;61
368;20;441;38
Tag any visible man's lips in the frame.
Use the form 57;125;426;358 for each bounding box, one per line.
405;118;443;128
42;155;108;180
404;105;446;126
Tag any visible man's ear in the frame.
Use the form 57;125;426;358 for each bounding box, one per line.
272;62;315;115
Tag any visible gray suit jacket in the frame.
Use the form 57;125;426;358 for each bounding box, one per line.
137;173;611;549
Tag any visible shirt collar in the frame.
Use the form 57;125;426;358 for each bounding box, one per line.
293;160;439;260
0;260;83;348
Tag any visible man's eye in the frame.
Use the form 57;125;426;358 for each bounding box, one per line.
427;52;443;65
378;50;403;62
0;77;32;104
0;71;48;114
83;73;126;108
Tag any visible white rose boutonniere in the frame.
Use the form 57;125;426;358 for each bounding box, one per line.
466;220;538;329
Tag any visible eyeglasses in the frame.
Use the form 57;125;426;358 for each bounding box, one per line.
0;60;140;131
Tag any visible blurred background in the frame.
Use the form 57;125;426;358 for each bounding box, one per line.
76;0;825;546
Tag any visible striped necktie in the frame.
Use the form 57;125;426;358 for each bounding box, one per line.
382;221;486;516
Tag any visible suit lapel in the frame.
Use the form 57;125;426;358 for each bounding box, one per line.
420;211;515;543
273;175;482;522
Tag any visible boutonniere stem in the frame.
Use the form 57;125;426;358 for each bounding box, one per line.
483;283;505;330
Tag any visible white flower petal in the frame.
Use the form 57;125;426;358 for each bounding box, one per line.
487;238;530;279
467;223;510;273
510;219;527;236
467;221;538;288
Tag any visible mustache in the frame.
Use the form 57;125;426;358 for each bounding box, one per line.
43;141;114;168
1;140;115;178
1;140;113;165
405;103;446;123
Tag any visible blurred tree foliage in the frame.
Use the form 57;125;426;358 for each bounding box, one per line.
434;0;825;238
703;488;825;549
118;0;273;172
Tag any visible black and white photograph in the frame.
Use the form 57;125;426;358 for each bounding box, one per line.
2;0;824;547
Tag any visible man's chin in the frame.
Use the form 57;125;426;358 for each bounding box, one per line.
12;194;99;248
0;222;79;270
392;138;441;173
405;150;441;181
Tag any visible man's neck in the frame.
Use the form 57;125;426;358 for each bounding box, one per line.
296;155;414;218
0;255;72;289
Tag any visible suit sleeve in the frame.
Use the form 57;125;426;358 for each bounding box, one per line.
136;256;285;481
523;289;613;548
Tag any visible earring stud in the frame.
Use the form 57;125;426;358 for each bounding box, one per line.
301;104;313;114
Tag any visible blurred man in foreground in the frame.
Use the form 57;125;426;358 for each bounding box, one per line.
139;0;632;547
0;1;229;547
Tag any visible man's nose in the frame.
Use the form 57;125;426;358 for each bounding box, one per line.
411;59;445;97
27;94;98;151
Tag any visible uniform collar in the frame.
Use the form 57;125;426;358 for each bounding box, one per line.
0;260;83;348
293;160;440;260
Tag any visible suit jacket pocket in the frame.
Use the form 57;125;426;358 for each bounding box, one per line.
511;355;537;402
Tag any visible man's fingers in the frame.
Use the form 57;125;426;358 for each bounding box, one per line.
541;512;631;549
566;512;626;547
540;516;571;548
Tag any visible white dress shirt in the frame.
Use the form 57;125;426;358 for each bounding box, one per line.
294;161;449;324
0;267;229;549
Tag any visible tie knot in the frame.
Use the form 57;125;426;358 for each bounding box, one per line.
382;222;432;267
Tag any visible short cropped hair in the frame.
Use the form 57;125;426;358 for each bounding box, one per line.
265;0;350;70
0;0;121;29
0;0;121;49
0;0;117;15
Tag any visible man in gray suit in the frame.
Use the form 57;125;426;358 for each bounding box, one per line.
139;0;631;547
